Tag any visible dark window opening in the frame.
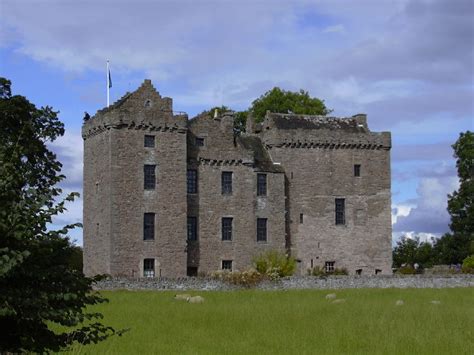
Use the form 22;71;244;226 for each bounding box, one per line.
144;258;155;278
187;267;198;277
195;137;205;146
300;213;304;224
356;269;362;275
221;172;232;195
144;135;155;148
310;259;314;268
354;164;361;177
257;173;267;196
335;198;345;225
222;217;233;241
144;165;156;190
187;216;197;241
325;261;335;273
143;213;155;240
375;269;382;275
257;218;267;242
222;260;233;270
187;169;198;194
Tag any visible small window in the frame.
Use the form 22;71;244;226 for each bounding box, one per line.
356;269;362;275
257;173;267;196
144;135;155;148
144;99;152;107
187;266;198;277
187;216;197;241
325;261;335;273
144;165;156;190
221;172;232;195
222;217;233;241
335;198;345;225
257;218;267;242
143;213;155;240
144;258;155;278
354;164;361;177
375;269;382;275
222;260;233;270
187;169;198;194
195;137;205;146
300;213;304;224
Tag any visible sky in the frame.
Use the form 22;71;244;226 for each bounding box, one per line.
1;0;473;246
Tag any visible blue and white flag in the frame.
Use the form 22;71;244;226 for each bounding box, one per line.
108;69;112;88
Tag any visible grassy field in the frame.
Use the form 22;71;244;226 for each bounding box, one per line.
65;288;473;354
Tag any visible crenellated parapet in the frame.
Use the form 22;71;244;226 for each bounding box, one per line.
258;112;391;150
82;79;187;139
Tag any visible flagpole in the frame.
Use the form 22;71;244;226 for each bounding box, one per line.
107;60;110;107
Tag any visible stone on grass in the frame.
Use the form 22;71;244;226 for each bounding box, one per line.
332;299;346;304
325;293;337;300
395;300;404;306
430;300;441;305
174;294;191;301
188;295;205;304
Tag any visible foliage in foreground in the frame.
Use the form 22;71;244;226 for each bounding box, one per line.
308;266;349;276
0;77;117;353
211;269;264;287
253;250;296;279
462;255;474;274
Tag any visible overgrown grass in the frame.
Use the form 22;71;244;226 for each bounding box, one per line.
63;288;473;354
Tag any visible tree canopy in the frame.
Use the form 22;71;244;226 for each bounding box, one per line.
250;87;330;123
0;78;117;353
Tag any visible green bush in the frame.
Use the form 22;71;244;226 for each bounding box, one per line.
253;250;296;279
397;265;417;275
462;255;474;274
307;266;348;276
211;269;264;287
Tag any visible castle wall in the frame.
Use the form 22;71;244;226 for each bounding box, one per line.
259;114;392;275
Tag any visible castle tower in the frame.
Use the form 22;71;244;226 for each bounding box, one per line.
82;80;188;278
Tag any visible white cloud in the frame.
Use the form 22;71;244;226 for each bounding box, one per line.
49;130;83;188
322;24;345;34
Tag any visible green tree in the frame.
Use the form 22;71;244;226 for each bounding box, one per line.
433;131;474;265
0;78;118;353
250;87;330;123
392;236;434;268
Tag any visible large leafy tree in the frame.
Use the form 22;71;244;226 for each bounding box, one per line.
250;87;330;123
0;78;117;353
434;131;474;264
392;236;434;268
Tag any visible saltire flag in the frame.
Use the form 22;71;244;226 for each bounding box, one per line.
108;69;112;88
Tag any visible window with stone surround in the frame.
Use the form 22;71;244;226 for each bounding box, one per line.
257;173;267;196
222;217;233;241
195;137;205;146
335;198;345;225
325;261;335;273
222;260;233;270
144;258;155;277
144;165;156;190
354;164;361;177
143;213;155;240
144;135;155;148
187;169;198;194
257;218;267;242
221;171;232;195
187;216;197;241
300;213;304;224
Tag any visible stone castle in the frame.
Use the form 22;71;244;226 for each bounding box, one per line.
82;80;392;278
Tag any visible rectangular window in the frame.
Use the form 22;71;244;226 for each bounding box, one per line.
354;164;361;177
195;137;205;146
325;261;335;273
144;258;155;277
222;217;233;241
257;173;267;196
187;216;197;241
144;135;155;148
187;169;198;194
222;260;233;271
257;218;267;242
144;165;156;190
335;198;345;225
300;213;304;224
143;213;155;240
187;266;198;277
221;171;232;195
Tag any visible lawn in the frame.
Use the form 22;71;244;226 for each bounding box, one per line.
65;288;473;354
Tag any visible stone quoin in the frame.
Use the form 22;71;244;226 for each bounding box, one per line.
82;79;392;278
